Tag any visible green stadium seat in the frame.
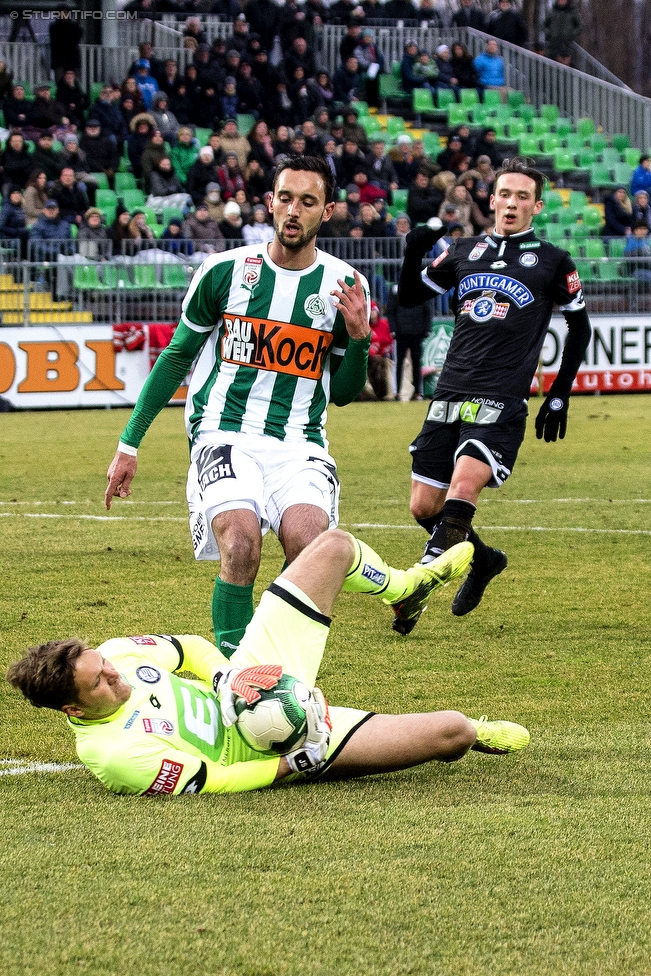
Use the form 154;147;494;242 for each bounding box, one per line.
236;114;256;134
569;190;588;209
483;89;503;107
543;189;564;211
391;189;408;210
590;163;616;190
577;118;596;138
517;104;536;124
460;88;479;106
557;207;576;226
194;127;211;147
90;82;105;102
360;114;382;136
353;101;369;116
437;88;456;110
607;237;627;257
506;118;527;139
574;259;596;282
531;117;550;137
412;88;436;116
612;133;631;152
96;189;117;208
89;172;109;190
594;259;629;282
553;150;576;173
161;264;190;288
100;205;116;226
544;223;567;244
162;206;185;224
74;264;105;290
470;104;491;125
385;115;405;138
613;162;634;185
589;133;607;152
421;131;441;156
600;147;621;168
584;237;606;259
540;104;560;124
555;118;573;137
541;133;561;155
564;132;585;153
447;104;469;126
507;90;525;109
518;135;540;156
490;103;512;124
624;147;641;167
121;189;146;209
379;72;409;103
115;172;137;192
577;148;597;168
126;265;158;289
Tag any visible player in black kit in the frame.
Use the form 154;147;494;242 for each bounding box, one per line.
391;158;592;631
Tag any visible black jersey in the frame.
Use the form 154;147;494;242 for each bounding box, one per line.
422;229;585;400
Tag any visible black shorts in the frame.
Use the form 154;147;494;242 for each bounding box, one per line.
409;391;528;489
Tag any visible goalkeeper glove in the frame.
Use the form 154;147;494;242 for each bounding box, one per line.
285;687;332;774
213;663;283;727
404;221;446;258
535;391;569;442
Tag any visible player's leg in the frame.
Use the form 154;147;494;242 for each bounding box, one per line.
278;504;330;564
324;711;476;775
421;455;492;562
186;440;266;657
323;710;530;779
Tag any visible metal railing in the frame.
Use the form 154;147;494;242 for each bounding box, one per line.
3;239;651;326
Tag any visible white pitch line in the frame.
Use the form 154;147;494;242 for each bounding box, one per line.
1;512;650;535
0;760;83;777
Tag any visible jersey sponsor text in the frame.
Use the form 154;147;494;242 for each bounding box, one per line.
221;314;333;380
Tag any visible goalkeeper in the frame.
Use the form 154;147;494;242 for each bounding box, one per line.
394;158;592;625
7;532;529;796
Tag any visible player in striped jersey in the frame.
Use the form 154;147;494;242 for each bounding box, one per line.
105;157;371;656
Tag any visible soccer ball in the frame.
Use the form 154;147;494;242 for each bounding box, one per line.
234;673;309;755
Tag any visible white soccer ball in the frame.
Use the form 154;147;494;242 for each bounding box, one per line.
234;673;309;755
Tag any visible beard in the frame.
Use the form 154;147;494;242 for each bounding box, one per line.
273;214;323;251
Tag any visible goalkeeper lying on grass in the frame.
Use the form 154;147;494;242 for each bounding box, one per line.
7;531;529;796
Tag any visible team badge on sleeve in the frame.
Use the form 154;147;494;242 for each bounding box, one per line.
469;242;489;261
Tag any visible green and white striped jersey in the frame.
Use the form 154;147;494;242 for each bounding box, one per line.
180;244;370;450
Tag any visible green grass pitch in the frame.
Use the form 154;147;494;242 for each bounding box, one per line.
1;395;650;976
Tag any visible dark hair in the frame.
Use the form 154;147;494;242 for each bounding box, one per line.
494;157;546;201
272;155;335;204
6;638;87;710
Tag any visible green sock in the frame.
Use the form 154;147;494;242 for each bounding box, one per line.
212;577;254;659
342;534;410;603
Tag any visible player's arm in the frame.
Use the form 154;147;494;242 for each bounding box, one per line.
535;255;592;442
397;225;450;308
329;270;372;406
105;322;208;508
92;736;284;796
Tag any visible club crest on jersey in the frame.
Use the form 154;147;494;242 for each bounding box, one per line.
462;290;510;322
136;666;160;684
519;252;538;267
458;273;534;308
242;256;262;289
304;293;327;319
468;242;489;261
143;717;174;735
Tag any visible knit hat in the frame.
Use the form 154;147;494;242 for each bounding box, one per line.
84;207;102;220
223;201;241;217
346;183;360;194
136;58;150;69
44;199;58;208
64;133;79;145
436;45;449;55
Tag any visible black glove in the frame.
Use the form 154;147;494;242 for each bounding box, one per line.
404;223;446;257
535;392;569;442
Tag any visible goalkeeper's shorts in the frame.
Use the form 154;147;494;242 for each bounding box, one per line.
230;576;372;776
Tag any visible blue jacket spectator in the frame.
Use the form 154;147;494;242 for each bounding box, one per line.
473;40;506;88
630;156;651;197
133;60;159;111
29;199;72;259
400;41;421;93
0;186;29;255
160;218;194;256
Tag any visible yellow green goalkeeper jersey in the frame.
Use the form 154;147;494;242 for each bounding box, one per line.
67;634;281;796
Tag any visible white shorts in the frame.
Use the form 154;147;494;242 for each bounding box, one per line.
186;431;340;561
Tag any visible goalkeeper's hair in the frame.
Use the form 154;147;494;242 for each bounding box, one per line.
494;157;546;201
6;637;87;710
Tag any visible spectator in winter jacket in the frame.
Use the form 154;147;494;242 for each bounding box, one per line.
182;203;225;253
50;167;90;226
29;199;72;259
630;156;651;198
169;127;199;187
88;86;129;152
127;114;155;179
473;39;506;92
77;207;111;259
386;284;434;400
186;147;221;205
242;203;274;245
55;70;89;128
140;130;169;193
487;0;528;49
0;132;33;189
543;0;582;62
160;218;194;256
30;132;65;184
79;120;120;185
407;171;443;227
0;185;29;256
133;59;159;111
219;118;251;172
602;186;633;238
23;170;48;226
333;57;362;105
150;92;180;144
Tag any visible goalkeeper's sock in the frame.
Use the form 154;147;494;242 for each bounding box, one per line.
212;577;254;659
422;498;476;563
342;535;412;603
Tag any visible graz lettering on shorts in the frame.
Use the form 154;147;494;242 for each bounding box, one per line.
457;274;534;308
426;398;504;424
197;445;235;492
221;314;334;379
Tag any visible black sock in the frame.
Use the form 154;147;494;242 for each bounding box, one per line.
467;527;493;567
424;499;476;558
416;513;442;535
